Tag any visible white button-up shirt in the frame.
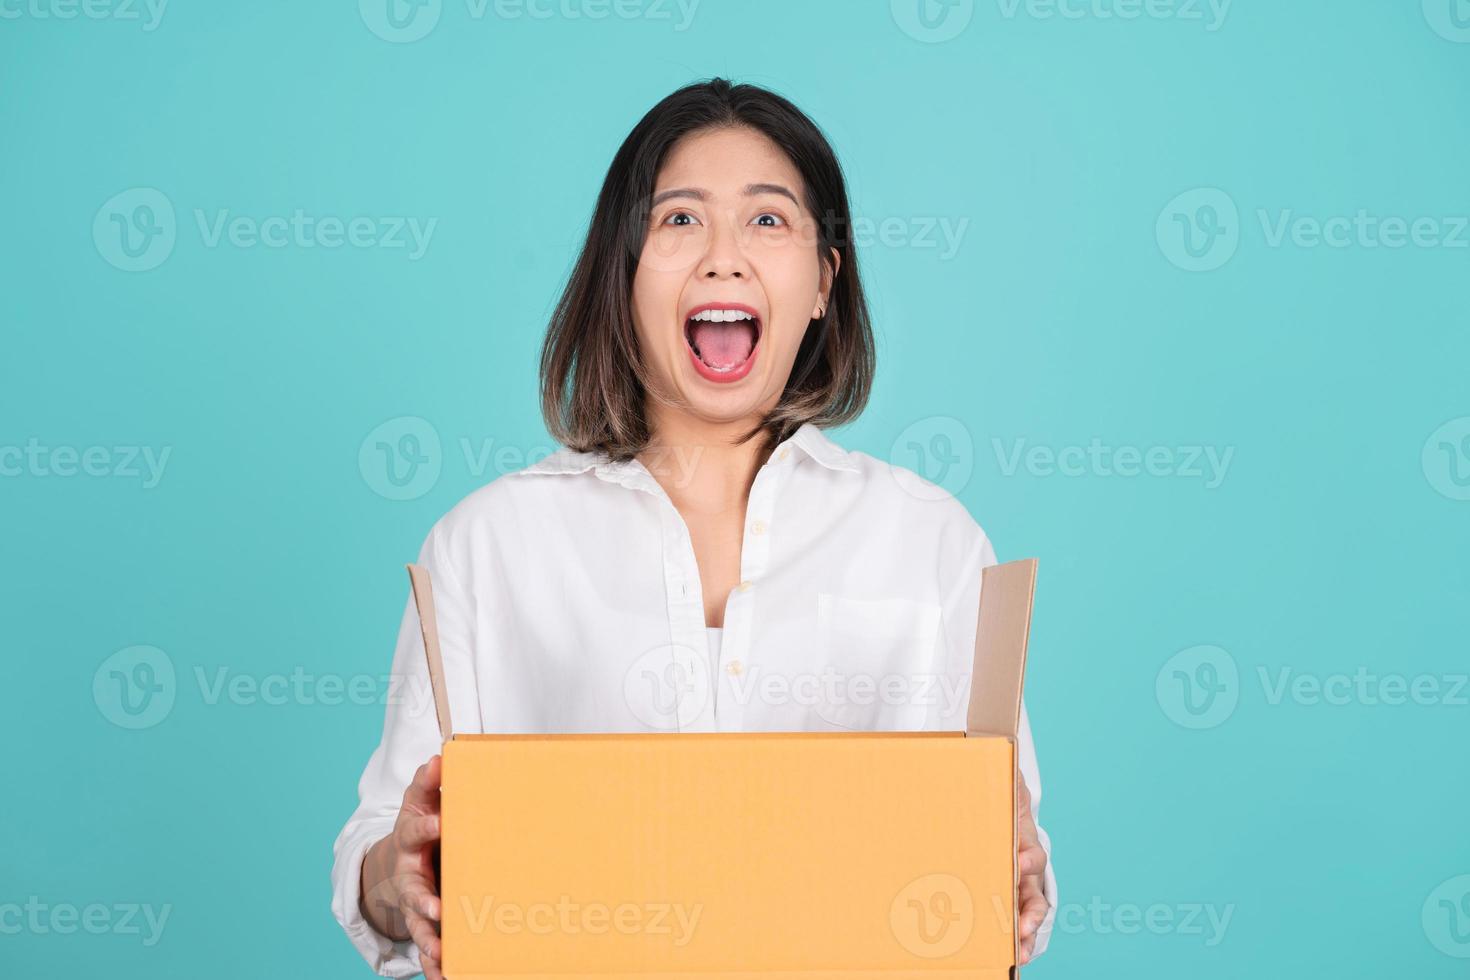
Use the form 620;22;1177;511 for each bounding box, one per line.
330;421;1058;975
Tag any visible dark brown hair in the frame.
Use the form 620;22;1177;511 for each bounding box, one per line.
538;77;875;462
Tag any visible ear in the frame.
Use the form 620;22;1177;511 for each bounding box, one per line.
814;246;841;318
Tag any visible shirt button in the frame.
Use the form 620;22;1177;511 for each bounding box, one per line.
750;520;767;535
737;580;753;592
725;660;743;675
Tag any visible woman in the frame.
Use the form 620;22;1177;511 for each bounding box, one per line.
331;78;1057;979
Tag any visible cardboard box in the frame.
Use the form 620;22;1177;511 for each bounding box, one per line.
406;557;1038;980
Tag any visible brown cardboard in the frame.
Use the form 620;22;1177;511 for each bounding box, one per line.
405;558;1039;979
968;558;1038;738
406;563;454;742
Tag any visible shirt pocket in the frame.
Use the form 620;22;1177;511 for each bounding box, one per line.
812;592;944;731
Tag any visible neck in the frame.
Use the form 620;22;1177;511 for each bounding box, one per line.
636;407;778;514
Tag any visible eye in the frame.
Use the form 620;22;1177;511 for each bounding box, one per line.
752;213;786;228
662;211;701;227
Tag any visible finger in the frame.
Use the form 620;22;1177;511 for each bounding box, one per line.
1018;841;1047;878
1014;777;1039;856
399;876;442;923
1019;895;1049;937
405;910;442;962
1017;804;1039;839
404;755;443;808
1018;878;1049;939
1015;790;1036;832
1015;770;1032;811
1018;933;1036;965
422;951;445;980
397;810;441;850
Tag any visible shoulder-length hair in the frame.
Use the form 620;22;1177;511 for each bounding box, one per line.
538;77;875;462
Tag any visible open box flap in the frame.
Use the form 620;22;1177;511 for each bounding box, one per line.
407;563;454;742
963;558;1039;979
965;558;1038;739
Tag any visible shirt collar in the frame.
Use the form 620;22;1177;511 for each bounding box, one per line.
789;421;861;473
515;421;860;480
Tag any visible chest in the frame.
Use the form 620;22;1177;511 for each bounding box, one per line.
469;464;975;735
682;507;747;629
480;537;956;735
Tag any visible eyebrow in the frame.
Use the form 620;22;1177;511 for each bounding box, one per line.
650;183;801;209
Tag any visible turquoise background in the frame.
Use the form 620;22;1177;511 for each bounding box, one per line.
3;0;1468;976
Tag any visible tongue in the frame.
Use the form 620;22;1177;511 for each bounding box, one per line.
690;321;755;369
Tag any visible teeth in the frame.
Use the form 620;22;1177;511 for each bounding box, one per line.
689;309;756;323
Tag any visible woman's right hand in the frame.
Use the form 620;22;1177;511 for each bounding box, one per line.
360;755;444;979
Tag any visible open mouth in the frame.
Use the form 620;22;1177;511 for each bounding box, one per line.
684;306;762;382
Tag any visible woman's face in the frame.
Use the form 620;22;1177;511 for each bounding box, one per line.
632;125;838;428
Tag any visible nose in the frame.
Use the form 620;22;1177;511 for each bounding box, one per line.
695;209;753;280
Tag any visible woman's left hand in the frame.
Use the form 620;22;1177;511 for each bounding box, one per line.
1016;770;1050;964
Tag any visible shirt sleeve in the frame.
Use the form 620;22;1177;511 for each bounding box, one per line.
934;524;1058;960
329;519;478;976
